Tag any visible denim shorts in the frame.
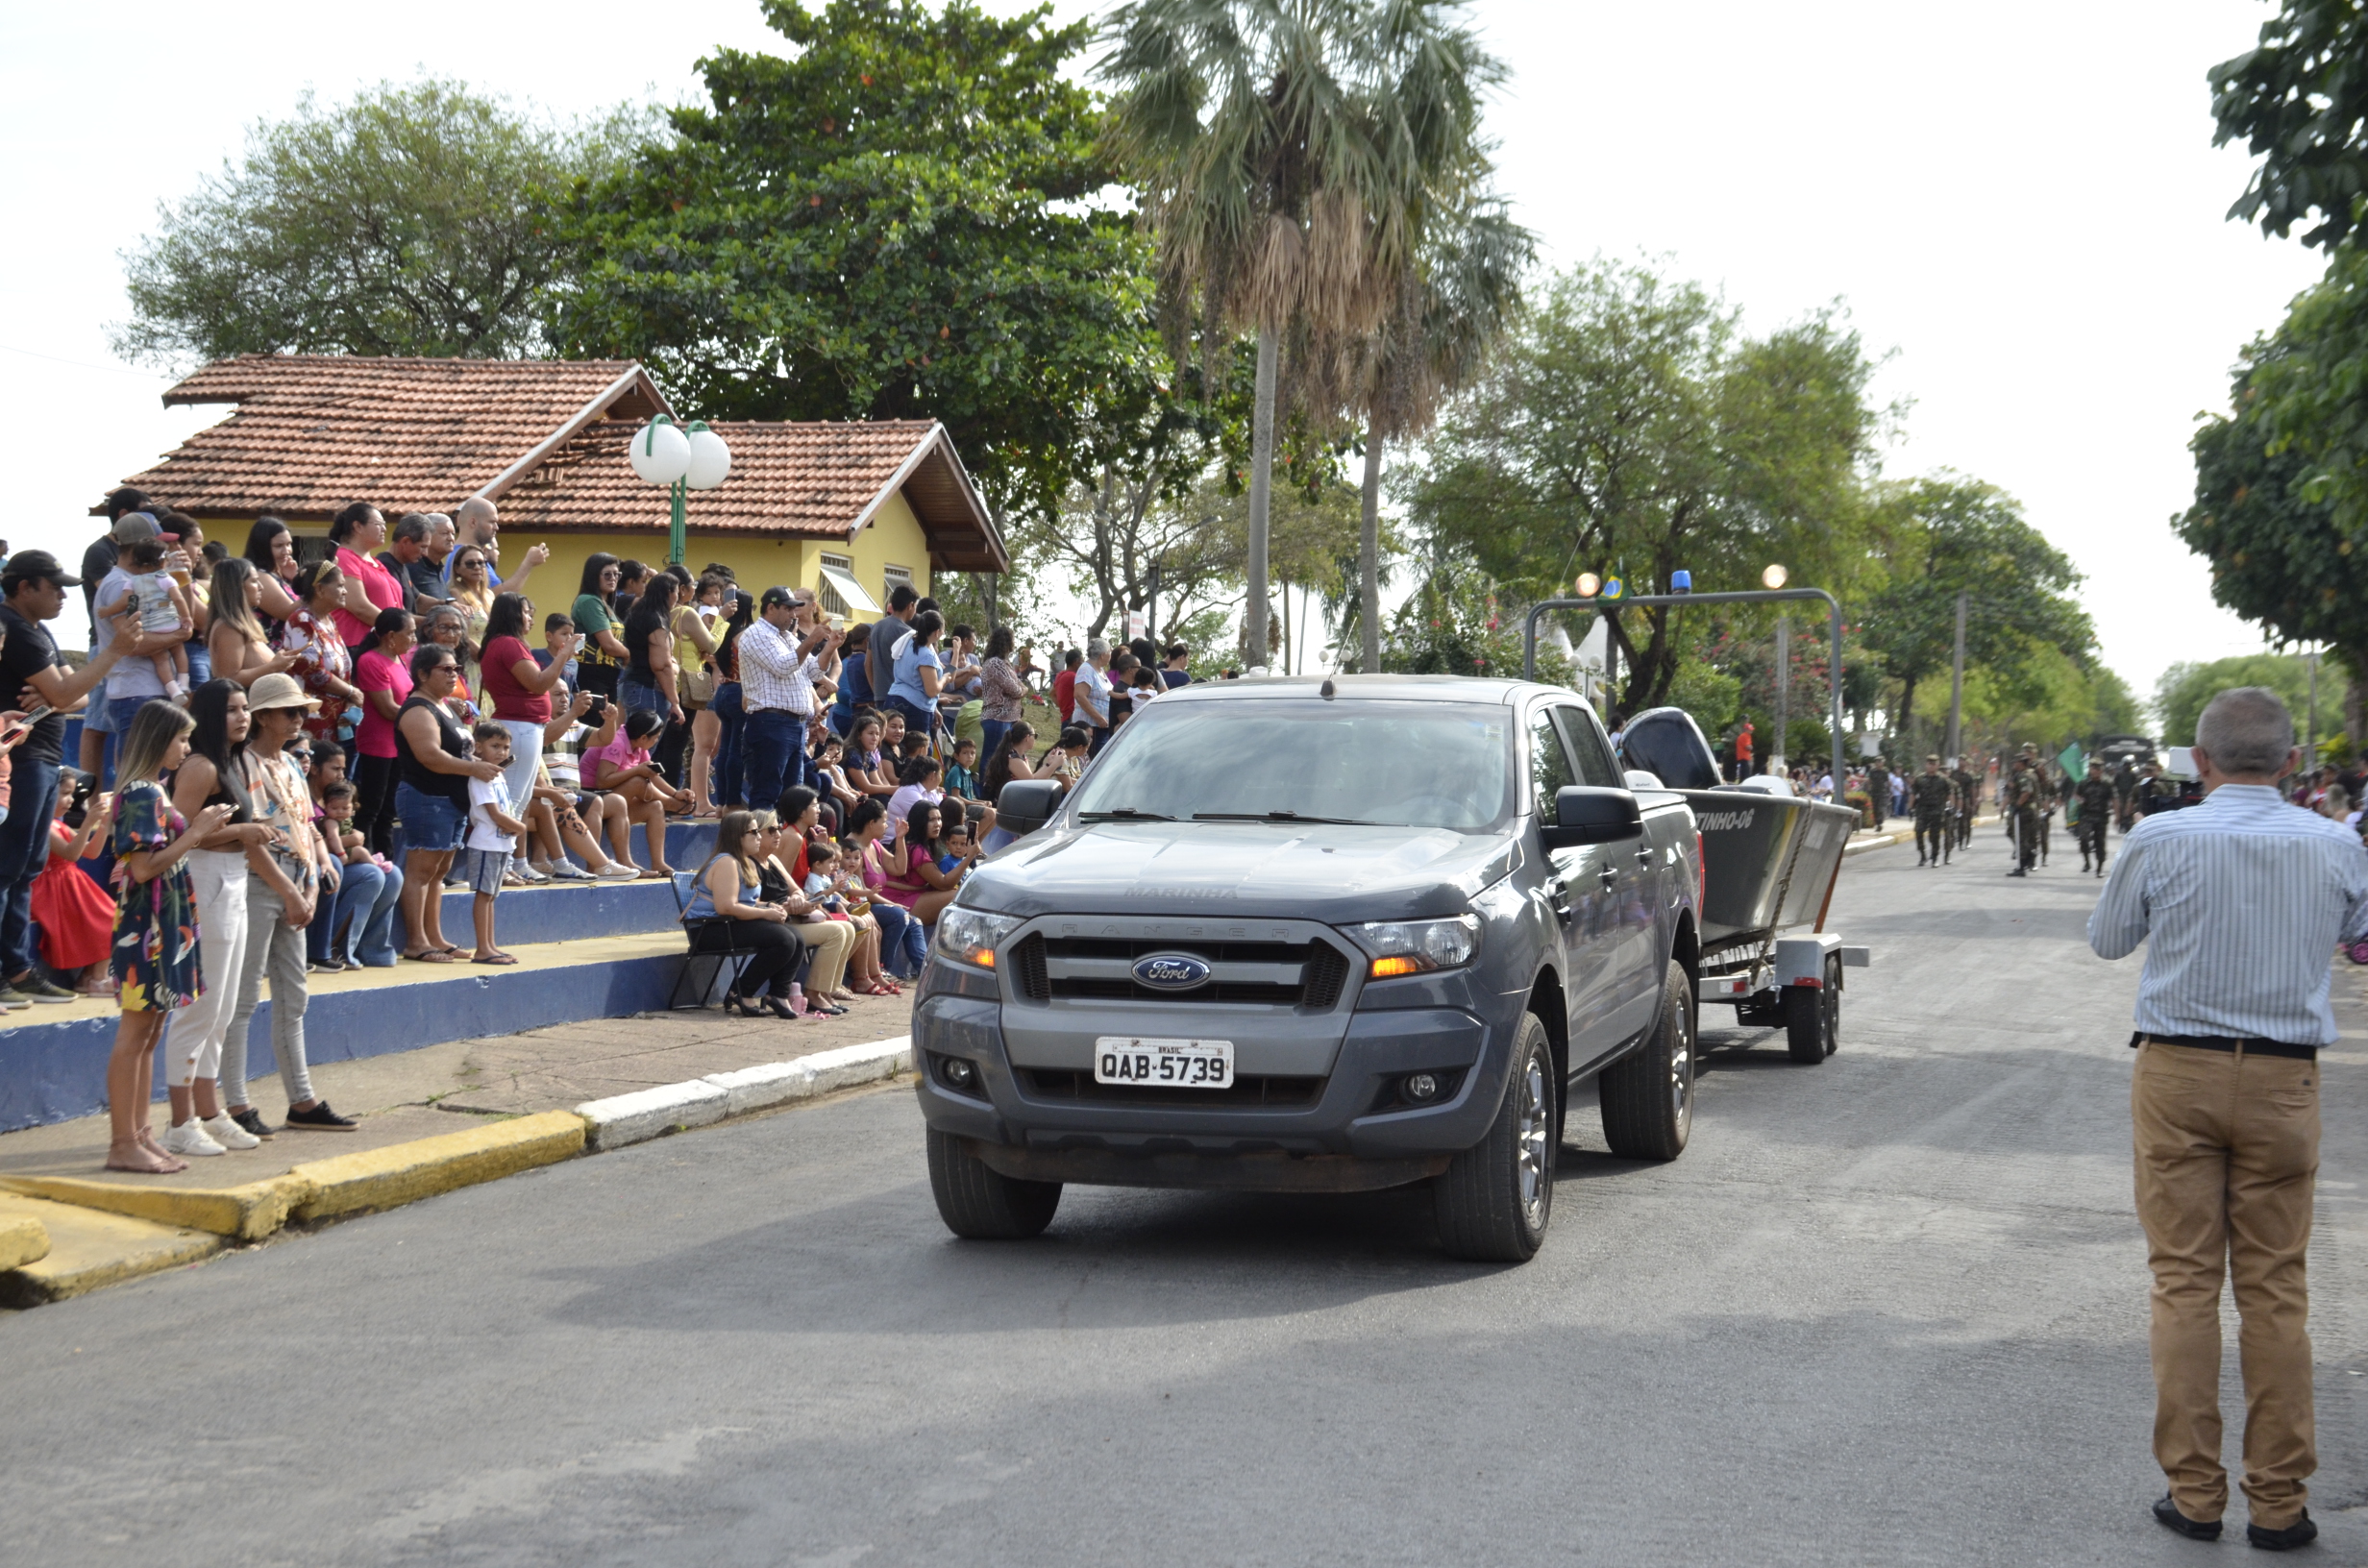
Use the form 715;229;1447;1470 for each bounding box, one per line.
393;783;465;855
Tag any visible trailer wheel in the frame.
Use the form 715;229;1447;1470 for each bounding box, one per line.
1785;954;1840;1063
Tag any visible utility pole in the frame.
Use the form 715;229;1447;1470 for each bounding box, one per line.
1946;590;1967;762
2306;648;2320;762
1774;615;1789;767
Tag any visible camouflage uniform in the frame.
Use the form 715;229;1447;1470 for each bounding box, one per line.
1864;760;1892;828
2074;772;2113;875
2007;751;2044;875
1951;763;1979;848
1911;765;1955;866
2112;760;2139;831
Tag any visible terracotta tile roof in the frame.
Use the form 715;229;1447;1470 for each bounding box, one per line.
111;355;1005;572
116;355;668;523
498;419;1006;570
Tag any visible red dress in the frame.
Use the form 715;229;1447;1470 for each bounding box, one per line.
31;823;112;970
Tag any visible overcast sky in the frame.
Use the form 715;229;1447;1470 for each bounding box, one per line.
0;0;2324;701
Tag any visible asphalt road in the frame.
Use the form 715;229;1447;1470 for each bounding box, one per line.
6;828;2365;1567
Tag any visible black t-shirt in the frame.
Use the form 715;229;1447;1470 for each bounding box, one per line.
0;604;66;764
380;551;448;608
623;603;668;685
79;537;118;637
395;693;473;805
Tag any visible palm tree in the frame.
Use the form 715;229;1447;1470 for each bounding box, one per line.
1100;0;1500;670
1338;192;1529;670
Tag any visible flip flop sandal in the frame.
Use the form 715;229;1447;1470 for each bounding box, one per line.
471;954;519;966
405;949;456;964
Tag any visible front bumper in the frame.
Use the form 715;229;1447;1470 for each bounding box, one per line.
912;961;1519;1186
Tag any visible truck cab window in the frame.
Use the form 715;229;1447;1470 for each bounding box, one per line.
1528;709;1577;812
1554;705;1621;788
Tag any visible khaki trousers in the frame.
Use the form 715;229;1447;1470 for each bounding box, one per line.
2131;1041;2320;1526
792;917;854;997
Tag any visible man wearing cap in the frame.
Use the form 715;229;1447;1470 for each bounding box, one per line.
89;512;190;784
2091;687;2361;1552
739;585;842;813
1909;754;1954;866
0;551;164;1006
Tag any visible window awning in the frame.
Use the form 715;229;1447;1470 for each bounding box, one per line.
818;562;881;614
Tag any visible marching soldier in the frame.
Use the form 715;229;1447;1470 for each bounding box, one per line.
2113;756;2140;832
1864;755;1892;829
1911;754;1955;866
2134;758;2176;816
2075;763;2114;876
2008;745;2044;876
1951;754;1980;849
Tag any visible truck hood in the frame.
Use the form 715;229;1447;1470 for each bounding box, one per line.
965;821;1518;923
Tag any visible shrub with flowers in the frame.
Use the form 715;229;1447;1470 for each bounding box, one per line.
1384;564;1574;689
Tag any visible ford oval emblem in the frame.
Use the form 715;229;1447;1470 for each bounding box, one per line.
1132;952;1213;991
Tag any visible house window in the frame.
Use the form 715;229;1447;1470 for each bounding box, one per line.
882;562;914;605
818;552;854;618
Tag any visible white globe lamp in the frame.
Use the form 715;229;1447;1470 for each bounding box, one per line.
683;426;732;491
628;419;691;485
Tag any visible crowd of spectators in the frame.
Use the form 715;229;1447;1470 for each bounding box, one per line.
0;489;1206;1173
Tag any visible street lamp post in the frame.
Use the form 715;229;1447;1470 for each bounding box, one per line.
629;415;732;567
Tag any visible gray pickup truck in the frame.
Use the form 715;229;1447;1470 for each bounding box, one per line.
910;674;1704;1262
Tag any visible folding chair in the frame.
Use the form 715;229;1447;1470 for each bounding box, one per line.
666;870;755;1010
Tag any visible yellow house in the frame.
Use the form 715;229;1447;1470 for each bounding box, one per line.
109;355;1006;622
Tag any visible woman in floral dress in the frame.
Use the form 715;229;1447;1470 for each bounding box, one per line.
283;559;364;747
106;701;234;1173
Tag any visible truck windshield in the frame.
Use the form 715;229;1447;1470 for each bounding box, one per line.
1069;699;1516;833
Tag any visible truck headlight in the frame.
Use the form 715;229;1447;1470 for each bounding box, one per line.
937;907;1022;969
1347;914;1481;979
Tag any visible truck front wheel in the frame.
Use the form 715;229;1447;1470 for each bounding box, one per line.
1600;962;1694;1161
1433;1014;1556;1262
926;1130;1062;1239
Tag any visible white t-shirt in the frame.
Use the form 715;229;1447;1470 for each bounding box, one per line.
466;773;517;853
92;566;166;698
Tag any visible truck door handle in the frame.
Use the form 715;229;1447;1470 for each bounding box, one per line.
1547;877;1573;923
1635;847;1656;865
1597;867;1618;887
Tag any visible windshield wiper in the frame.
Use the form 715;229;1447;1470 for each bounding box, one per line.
1079;807;1177;821
1192;810;1387;826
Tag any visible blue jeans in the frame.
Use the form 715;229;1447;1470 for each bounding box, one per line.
887;695;937;744
619;676;670;717
711;682;746;807
743;708;813;816
308;859;404;967
100;693;163;787
0;757;61;978
979;719;1011;782
872;900;928;978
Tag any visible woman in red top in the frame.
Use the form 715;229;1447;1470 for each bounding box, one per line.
328;502;405;648
480;591;567;867
351;608;416;859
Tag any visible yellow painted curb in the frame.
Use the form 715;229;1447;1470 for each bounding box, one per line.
0;1213;50;1270
288;1111;586;1222
0;1195;220;1307
0;1173;315;1241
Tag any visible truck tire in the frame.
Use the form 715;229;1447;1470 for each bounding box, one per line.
1600;962;1694;1161
1433;1014;1556;1263
1785;954;1840;1064
926;1129;1062;1239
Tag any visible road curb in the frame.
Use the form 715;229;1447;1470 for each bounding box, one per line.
0;1196;221;1309
0;1213;50;1269
580;1034;911;1150
0;1172;314;1241
286;1111;588;1223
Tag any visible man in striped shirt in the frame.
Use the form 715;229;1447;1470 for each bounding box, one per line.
2089;686;2368;1552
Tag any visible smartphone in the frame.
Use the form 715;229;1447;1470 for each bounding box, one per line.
586;695;608;720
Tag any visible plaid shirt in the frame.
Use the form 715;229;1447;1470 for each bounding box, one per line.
738;617;823;717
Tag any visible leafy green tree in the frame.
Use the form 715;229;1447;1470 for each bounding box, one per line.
1100;0;1502;670
2210;0;2368;251
2178;327;2368;737
2154;653;2316;746
1855;476;2091;743
114;79;639;364
1404;259;1885;712
553;0;1155;521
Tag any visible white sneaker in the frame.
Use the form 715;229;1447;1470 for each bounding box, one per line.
512;860;551;883
161;1117;227;1157
547;862;594;882
594;863;640;881
201;1113;260;1151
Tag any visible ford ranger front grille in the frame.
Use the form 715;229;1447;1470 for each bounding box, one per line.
1019;1069;1326;1109
1008;935;1355;1009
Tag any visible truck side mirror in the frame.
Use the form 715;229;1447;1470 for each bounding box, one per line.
1543;785;1643;849
996;778;1065;838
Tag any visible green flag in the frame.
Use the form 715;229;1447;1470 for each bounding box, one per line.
2058;743;2085;782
